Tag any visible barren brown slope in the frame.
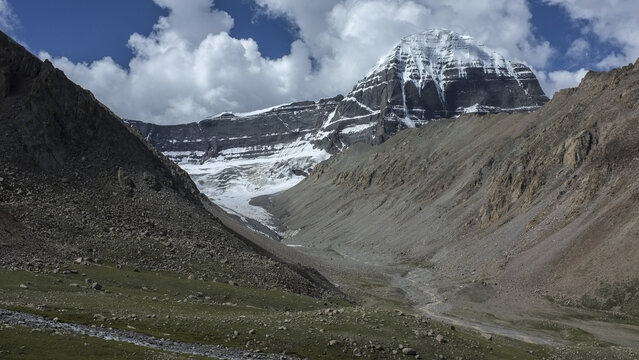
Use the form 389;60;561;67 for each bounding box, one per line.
0;31;333;297
273;59;639;313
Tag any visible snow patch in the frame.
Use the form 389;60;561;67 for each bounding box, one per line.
455;104;540;115
178;139;330;233
340;123;376;134
210;101;293;119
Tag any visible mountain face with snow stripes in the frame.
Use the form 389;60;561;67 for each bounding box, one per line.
128;29;549;226
126;97;341;228
320;29;548;151
127;97;341;165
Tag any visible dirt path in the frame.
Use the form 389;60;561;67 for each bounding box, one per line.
288;241;562;346
0;309;299;360
392;268;559;345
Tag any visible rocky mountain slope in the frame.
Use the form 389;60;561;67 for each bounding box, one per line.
129;29;547;225
272;59;639;316
0;31;332;297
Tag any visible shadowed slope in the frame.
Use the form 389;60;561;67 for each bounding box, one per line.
0;31;332;297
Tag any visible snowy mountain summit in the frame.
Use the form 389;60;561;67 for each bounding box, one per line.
129;29;549;232
373;29;538;87
320;29;548;150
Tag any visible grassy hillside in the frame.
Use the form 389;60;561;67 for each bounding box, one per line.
0;264;589;360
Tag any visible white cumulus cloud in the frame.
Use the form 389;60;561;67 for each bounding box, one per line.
566;38;590;58
544;0;639;68
40;0;556;124
536;68;589;97
0;0;17;32
38;0;638;124
257;0;554;92
42;0;314;124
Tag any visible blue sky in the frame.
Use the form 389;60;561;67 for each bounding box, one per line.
527;0;622;71
1;0;637;124
10;0;297;65
10;0;618;71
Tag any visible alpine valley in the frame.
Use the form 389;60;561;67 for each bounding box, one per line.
128;29;548;229
2;25;639;360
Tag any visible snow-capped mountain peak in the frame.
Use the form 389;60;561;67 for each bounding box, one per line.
371;29;517;77
318;29;549;152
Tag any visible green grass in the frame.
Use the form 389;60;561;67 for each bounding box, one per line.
0;265;556;359
0;325;208;360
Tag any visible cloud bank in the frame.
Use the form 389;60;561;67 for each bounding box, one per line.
0;0;17;32
37;0;639;124
544;0;639;68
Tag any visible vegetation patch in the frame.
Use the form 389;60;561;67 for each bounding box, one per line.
0;265;553;359
0;324;206;360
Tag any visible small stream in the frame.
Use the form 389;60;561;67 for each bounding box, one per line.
0;309;299;360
